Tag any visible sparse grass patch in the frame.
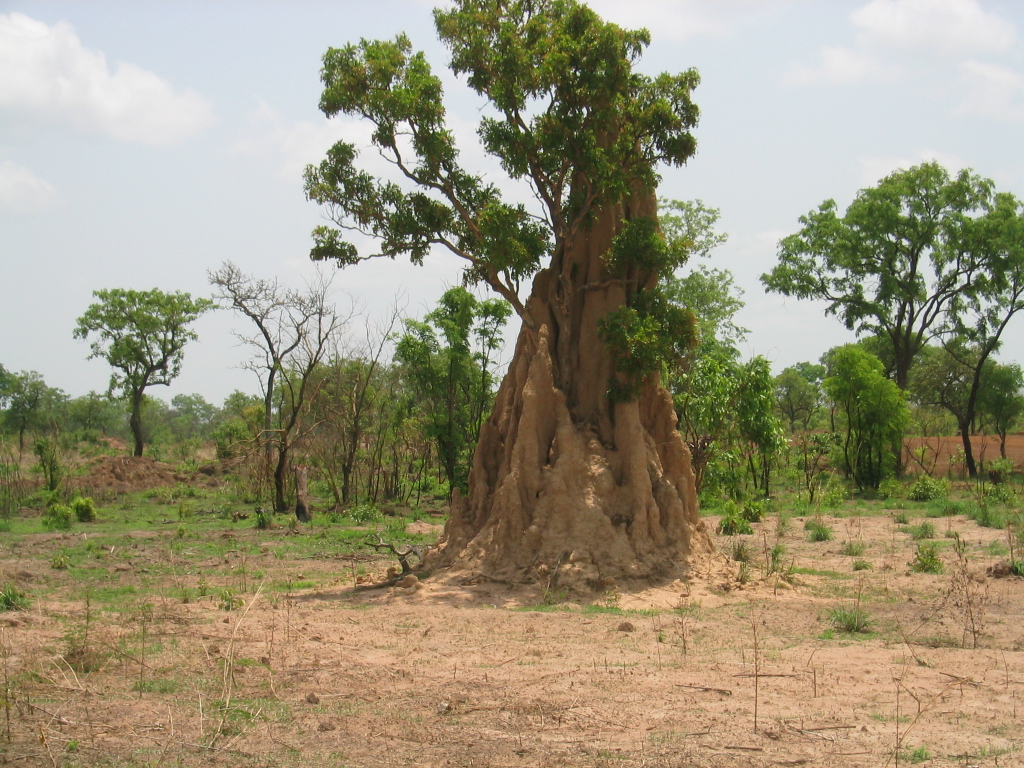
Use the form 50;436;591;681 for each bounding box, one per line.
908;522;936;540
841;540;866;556
805;518;833;542
852;559;871;571
828;603;872;633
0;584;29;611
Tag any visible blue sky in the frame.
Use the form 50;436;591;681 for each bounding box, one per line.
2;0;1023;404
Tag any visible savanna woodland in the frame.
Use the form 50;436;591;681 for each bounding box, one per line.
4;2;1024;767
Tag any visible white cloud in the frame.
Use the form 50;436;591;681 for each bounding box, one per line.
852;0;1015;55
0;13;213;145
233;102;372;181
787;45;897;84
0;161;58;214
858;148;969;186
792;0;1017;86
957;60;1024;123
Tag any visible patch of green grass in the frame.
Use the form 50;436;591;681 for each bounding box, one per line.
828;603;872;633
908;522;936;540
840;540;866;556
731;539;752;563
791;566;851;579
901;745;932;763
133;678;181;694
0;584;30;611
852;559;872;571
893;511;911;525
581;604;658;618
805;519;834;542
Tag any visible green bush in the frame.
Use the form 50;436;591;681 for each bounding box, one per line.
741;499;769;523
983;483;1018;506
349;503;383;525
877;477;903;501
987;457;1014;484
731;540;752;563
910;543;944;574
852;559;871;571
254;507;272;530
821;484;845;510
70;496;96;523
717;504;753;536
42;504;74;531
908;475;948;502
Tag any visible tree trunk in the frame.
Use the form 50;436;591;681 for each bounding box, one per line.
425;192;711;586
130;390;145;457
295;465;311;522
274;440;289;512
959;419;977;479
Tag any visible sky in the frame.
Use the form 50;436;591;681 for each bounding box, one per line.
2;0;1024;405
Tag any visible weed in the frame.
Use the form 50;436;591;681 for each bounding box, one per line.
910;543;944;574
877;477;903;501
0;585;29;611
767;544;786;575
853;559;872;571
718;507;753;536
841;540;866;556
219;589;243;611
51;552;71;570
949;534;989;648
828;603;872;633
349;503;382;524
901;744;932;763
254;506;272;530
737;561;750;584
893;511;910;525
908;522;936;540
821;483;846;510
731;540;752;563
805;518;833;542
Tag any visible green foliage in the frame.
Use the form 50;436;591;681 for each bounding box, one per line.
805;518;834;542
70;496;96;523
730;540;752;563
33;435;62;492
908;474;949;501
828;603;872;633
254;507;272;530
852;559;872;571
218;589;243;611
395;287;510;494
74;288;212;456
0;584;30;611
820;482;846;510
42;504;74;531
717;502;753;536
349;503;383;525
910;543;944;574
877;477;903;501
599;289;697;401
908;522;937;540
823;346;909;490
762;162;999;391
841;540;866;556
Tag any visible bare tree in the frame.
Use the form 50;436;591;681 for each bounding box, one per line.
209;262;344;511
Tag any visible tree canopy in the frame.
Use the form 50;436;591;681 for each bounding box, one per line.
762;162;998;391
74;288;211;457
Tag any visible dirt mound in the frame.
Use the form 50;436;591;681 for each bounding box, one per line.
74;455;219;495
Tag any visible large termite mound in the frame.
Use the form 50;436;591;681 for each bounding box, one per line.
427;325;711;586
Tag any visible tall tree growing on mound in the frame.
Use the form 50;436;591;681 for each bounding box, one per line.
305;0;710;584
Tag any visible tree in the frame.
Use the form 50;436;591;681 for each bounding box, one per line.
305;0;707;583
74;289;211;457
939;192;1024;476
978;362;1024;459
395;287;510;497
762;162;994;391
823;345;909;490
1;371;66;453
209;263;343;511
774;365;823;433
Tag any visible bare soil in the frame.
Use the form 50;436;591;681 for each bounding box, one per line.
904;434;1024;477
1;510;1022;767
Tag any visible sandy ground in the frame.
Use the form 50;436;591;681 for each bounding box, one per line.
1;508;1022;767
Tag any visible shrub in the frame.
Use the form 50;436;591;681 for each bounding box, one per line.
821;484;845;510
741;499;769;523
42;504;73;531
910;543;944;574
254;507;272;530
983;483;1018;506
908;475;948;502
805;518;833;542
0;584;29;611
717;505;753;536
828;603;872;633
349;503;383;525
70;496;96;523
987;457;1014;484
908;522;936;540
767;544;786;575
877;477;903;501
